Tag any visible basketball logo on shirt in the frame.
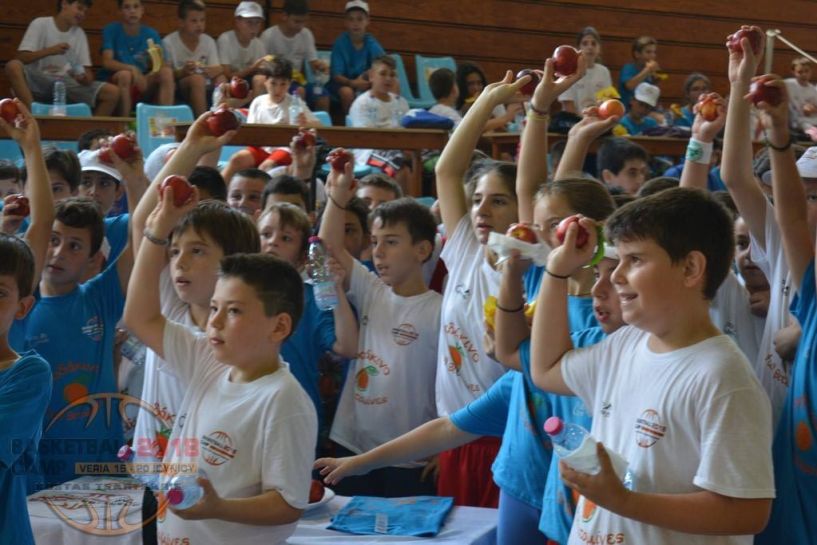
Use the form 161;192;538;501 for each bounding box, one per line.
391;323;419;345
201;431;237;466
81;315;104;342
635;409;666;448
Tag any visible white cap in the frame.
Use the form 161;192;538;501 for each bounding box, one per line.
345;0;370;14
79;150;122;184
634;82;660;108
235;1;263;19
796;146;817;180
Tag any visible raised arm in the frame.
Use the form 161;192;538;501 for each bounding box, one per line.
314;417;477;486
493;255;530;370
123;186;199;358
318;162;356;290
435;71;529;236
679;93;726;190
516;57;586;222
720;27;770;247
554;108;620;181
0;102;54;289
757;77;815;289
530;217;598;394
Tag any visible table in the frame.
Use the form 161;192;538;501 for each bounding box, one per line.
29;477;497;545
175;123;449;197
36;116;135;139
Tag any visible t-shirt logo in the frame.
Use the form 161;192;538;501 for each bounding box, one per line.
355;365;378;391
391;323;418;346
454;284;472;300
201;430;236;466
81;316;104;342
600;401;612;417
635;409;666;448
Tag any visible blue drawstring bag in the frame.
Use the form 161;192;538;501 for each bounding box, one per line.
400;109;455;130
328;496;454;537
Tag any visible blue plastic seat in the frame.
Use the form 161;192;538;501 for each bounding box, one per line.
31;102;92;117
0;140;23;165
135;103;194;157
390;53;428;109
313;110;331;127
414;55;457;109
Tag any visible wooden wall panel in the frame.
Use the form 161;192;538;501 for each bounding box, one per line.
1;0;816;108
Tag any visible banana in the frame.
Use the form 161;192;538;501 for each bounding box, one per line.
146;39;163;75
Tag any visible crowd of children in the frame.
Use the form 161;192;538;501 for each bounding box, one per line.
2;2;817;545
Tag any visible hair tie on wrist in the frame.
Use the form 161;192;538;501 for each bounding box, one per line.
327;193;348;210
545;269;570;280
496;301;525;313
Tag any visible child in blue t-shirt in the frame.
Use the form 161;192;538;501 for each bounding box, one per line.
330;0;385;115
619;82;660;135
618;35;660;109
99;0;175;115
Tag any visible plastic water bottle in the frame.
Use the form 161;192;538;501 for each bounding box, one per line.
52;78;66;116
289;92;303;125
117;444;160;490
366;102;378;127
307;236;339;311
166;470;207;510
545;416;599;471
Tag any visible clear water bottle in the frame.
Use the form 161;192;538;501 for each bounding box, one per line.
544;416;599;472
120;334;146;367
366;102;378;127
289;92;303;125
52;78;66;116
166;470;207;510
117;444;160;490
307;236;339;311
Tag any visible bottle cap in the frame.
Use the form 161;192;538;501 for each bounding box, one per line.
117;444;133;461
167;487;184;505
308;236;322;244
543;416;564;436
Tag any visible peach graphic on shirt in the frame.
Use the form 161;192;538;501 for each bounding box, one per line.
795;420;812;452
355;365;379;391
448;344;464;372
155;429;170;459
63;382;89;403
580;495;598;522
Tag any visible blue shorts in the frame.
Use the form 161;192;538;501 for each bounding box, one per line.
497;490;550;545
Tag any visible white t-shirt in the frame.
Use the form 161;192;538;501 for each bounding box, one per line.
18;16;91;76
784;78;817;130
162;30;220;70
429;103;463;128
749;199;794;426
132;269;194;463
561;326;775;545
710;271;765;362
435;215;504;416
330;261;441;459
216;30;265;72
260;26;317;72
247;93;317;125
348;91;410;165
558;63;613;111
158;321;317;545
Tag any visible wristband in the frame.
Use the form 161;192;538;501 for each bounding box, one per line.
496;301;525;313
527;110;550;123
765;133;793;152
685;138;713;165
327;193;348;210
545;268;570;280
143;229;169;246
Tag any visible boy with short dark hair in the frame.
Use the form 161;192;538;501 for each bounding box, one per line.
261;174;310;212
100;0;175;115
330;0;385;115
530;188;775;544
5;0;119;114
618;35;660;109
43;147;81;202
162;0;225;116
356;172;402;211
596;137;650;194
619;82;660;135
428;68;462;128
188;165;227;201
0;160;21;199
319;164;441;496
228;168;271;215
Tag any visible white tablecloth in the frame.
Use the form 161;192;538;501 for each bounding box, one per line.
29;477;497;545
287;496;497;545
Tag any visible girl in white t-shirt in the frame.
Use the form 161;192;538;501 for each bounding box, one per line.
433;63;585;507
559;27;613;114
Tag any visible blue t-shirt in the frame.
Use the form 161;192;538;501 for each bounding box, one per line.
0;352;52;545
537;327;605;544
104;214;129;262
663;162;726;193
619;114;658;136
98;22;163;80
11;263;125;492
330;32;385;84
673;105;695;128
618;63;655;109
450;371;514;438
758;260;816;544
282;282;336;425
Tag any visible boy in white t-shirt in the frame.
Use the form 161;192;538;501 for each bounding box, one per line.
162;0;226;115
124;187;316;545
530;189;774;545
428;68;462;128
260;0;330;112
318;163;441;497
5;0;119;115
216;1;268;101
783;57;817;141
348;55;411;191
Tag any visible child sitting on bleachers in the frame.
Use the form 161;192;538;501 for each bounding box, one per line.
5;0;119;115
596;137;651;194
619;82;660;136
261;0;330;113
559;27;612;114
216;1;268;101
0;161;21;199
330;1;385;116
162;0;225;116
784;57;817;141
673;73;711;128
428;68;462;128
618;35;661;109
100;0;175;116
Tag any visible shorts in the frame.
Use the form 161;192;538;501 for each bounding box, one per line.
367;149;407;178
437;436;501;507
24;65;104;107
